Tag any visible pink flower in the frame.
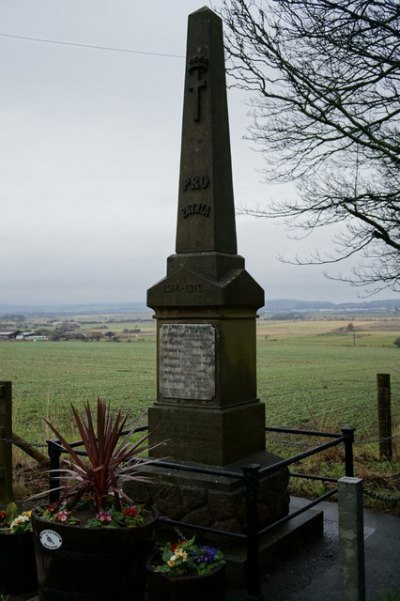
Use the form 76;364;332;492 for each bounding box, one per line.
55;510;71;522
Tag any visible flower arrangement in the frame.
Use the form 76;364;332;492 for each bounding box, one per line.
153;537;225;578
31;398;160;601
0;502;32;534
35;498;147;528
34;398;157;527
0;504;37;598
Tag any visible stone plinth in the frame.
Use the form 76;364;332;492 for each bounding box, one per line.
149;402;265;466
147;305;266;465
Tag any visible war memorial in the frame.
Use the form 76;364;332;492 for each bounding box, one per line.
130;7;290;537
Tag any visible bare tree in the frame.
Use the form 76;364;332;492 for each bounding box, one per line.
220;0;400;293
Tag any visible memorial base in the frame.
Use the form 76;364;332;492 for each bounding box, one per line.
148;401;266;465
125;450;290;534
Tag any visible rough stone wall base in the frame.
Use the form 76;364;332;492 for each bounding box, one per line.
126;450;290;533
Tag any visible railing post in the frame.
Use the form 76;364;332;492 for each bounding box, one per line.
341;426;355;477
0;381;13;504
242;463;263;601
377;373;392;461
338;477;366;601
47;439;62;503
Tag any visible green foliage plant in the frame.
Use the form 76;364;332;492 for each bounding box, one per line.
0;502;32;534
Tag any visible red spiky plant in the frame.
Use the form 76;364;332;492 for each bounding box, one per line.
46;398;152;512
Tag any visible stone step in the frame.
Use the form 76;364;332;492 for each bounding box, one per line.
221;507;324;585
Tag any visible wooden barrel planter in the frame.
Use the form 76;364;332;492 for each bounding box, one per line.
146;556;226;601
32;509;158;601
0;530;37;596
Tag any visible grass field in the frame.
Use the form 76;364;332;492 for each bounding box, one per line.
1;337;157;441
1;316;399;507
256;319;400;432
1;317;399;440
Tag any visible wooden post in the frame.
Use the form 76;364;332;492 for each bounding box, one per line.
377;373;392;461
12;432;48;466
0;381;13;503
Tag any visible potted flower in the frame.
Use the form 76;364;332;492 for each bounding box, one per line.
31;398;159;601
0;502;37;596
147;537;226;601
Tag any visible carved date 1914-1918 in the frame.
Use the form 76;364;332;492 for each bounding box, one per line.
164;283;204;294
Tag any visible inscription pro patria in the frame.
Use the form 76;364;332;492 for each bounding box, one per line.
159;324;215;401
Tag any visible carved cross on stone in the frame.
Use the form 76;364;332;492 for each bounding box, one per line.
188;54;208;121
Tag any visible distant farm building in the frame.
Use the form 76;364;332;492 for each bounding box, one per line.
0;330;20;340
15;332;48;341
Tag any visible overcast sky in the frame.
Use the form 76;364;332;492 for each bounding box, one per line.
1;0;397;306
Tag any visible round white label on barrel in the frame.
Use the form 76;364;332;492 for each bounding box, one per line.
39;529;63;550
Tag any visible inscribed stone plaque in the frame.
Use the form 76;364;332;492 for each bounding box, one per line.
159;324;215;400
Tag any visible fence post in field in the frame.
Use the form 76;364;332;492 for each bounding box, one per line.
0;381;13;504
341;426;355;477
338;477;366;601
377;373;392;461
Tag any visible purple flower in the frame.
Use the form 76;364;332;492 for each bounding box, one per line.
195;546;218;564
96;510;113;523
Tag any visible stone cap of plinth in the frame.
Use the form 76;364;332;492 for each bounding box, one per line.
167;251;245;280
147;265;264;309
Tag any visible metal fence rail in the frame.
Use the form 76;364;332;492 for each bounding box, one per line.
46;425;355;601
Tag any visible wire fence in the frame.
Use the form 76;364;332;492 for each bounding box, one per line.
1;372;399;508
1;425;399;508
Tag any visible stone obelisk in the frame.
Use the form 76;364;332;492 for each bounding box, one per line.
147;7;266;465
128;6;289;539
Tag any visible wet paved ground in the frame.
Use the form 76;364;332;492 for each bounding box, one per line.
228;498;400;601
22;498;400;601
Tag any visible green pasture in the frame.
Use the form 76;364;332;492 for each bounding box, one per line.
257;323;400;432
1;318;399;450
1;339;157;442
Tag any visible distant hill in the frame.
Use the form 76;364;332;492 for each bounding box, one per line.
264;299;335;312
0;302;150;317
0;298;399;318
263;298;400;314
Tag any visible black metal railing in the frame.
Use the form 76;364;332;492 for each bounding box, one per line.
46;425;354;601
